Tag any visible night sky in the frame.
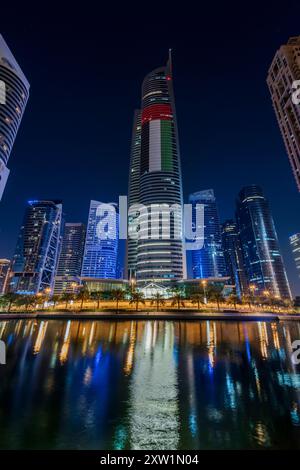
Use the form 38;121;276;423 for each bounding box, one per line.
1;2;300;295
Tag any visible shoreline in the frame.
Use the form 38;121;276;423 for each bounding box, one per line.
0;311;300;321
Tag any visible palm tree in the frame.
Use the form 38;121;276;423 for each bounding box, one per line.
151;293;165;311
129;291;145;311
1;293;20;312
17;295;37;312
60;292;75;310
191;293;204;310
51;294;61;309
91;291;104;310
76;286;90;310
226;293;241;311
242;294;252;310
170;288;185;310
207;286;224;312
111;289;125;312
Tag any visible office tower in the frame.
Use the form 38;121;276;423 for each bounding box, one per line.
126;110;142;280
267;36;300;191
221;220;248;297
290;233;300;279
128;52;186;286
9;200;63;294
0;35;30;200
81;200;118;279
0;259;10;294
236;185;291;298
189;189;226;279
54;223;86;294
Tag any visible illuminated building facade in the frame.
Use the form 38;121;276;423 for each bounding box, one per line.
0;35;30;200
54;223;86;294
81;200;118;279
289;233;300;279
236;185;291;298
267;36;300;191
221;219;248;298
128;53;186;286
9;200;63;294
189;189;226;279
0;258;10;294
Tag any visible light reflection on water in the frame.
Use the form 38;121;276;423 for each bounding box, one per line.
0;319;300;449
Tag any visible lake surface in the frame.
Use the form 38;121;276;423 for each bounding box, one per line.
0;319;300;449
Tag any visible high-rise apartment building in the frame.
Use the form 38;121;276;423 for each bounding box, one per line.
267;36;300;191
0;35;30;200
290;233;300;279
127;53;186;286
0;259;10;294
81;200;118;279
189;189;226;279
9;200;63;294
236;185;291;299
54;223;86;294
221;220;247;298
126;110;142;280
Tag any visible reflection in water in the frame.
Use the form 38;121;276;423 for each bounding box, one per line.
0;319;300;449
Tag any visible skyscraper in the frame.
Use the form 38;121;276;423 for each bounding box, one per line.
289;233;300;279
128;52;186;286
0;259;10;294
0;35;30;200
126;110;142;280
9;200;63;294
189;189;226;279
54;223;86;294
221;220;247;298
267;36;300;191
236;185;291;299
81;200;118;279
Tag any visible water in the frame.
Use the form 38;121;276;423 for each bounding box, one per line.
0;319;300;449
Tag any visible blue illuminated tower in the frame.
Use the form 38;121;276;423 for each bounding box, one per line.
236;185;291;298
81;200;118;279
189;189;226;279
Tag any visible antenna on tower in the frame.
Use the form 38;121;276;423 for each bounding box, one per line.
168;48;173;74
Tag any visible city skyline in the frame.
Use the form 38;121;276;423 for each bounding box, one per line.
0;5;300;294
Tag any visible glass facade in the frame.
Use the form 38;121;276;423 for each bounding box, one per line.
134;54;186;286
81;200;118;279
290;233;300;279
189;189;226;279
9;200;63;294
221;219;248;298
54;223;86;293
236;185;291;299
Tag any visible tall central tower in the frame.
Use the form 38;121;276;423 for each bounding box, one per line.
127;53;186;286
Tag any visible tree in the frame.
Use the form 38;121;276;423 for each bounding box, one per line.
242;294;252;310
151;293;165;311
129;291;145;311
76;286;90;310
51;294;61;309
170;288;185;310
111;289;125;312
207;286;224;312
191;293;204;310
91;291;104;310
0;293;20;312
17;295;37;312
226;293;241;311
60;292;75;310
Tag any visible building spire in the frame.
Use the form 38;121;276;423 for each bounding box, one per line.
168;48;172;75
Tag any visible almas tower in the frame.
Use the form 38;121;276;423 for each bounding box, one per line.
127;52;186;286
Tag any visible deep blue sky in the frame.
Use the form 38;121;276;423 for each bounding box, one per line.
1;2;300;294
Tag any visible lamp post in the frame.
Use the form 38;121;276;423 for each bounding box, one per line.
249;284;256;310
201;279;207;304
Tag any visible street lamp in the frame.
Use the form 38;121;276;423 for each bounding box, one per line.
201;279;207;304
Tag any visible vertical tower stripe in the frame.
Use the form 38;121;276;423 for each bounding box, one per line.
149;120;161;171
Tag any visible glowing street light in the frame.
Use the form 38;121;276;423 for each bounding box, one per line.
201;279;207;304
